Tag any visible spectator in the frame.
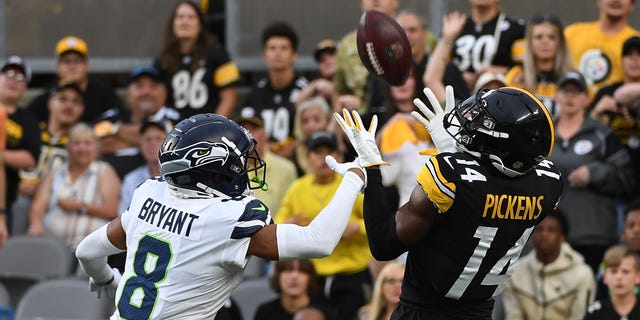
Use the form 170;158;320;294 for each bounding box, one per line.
26;36;125;124
293;97;333;175
505;14;573;116
624;200;640;253
473;71;506;92
449;0;526;91
596;199;640;300
502;211;595;320
590;36;640;193
27;123;120;255
565;0;639;92
155;1;240;120
295;39;338;107
275;131;371;320
377;69;433;206
0;108;7;246
236;107;297;216
12;82;84;234
358;262;405;320
118;121;167;215
585;245;640;319
399;10;468;104
0;56;40;235
98;66;178;179
254;259;335;320
244;22;308;160
550;70;635;273
214;298;243;320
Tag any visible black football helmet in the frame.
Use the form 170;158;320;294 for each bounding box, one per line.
159;114;267;198
443;87;555;177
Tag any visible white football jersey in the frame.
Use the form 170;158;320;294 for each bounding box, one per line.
111;178;272;319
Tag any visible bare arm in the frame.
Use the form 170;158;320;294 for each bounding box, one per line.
424;11;467;102
56;165;121;220
613;83;640;107
27;170;54;236
215;87;237;117
3;149;36;170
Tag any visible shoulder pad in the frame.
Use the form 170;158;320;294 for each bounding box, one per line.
230;199;272;239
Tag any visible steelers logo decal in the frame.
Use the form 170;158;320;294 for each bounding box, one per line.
579;49;610;84
573;140;594;155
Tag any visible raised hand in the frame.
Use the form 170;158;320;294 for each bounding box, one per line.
334;109;388;168
412;85;458;153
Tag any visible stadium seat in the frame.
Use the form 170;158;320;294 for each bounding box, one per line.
0;235;73;309
0;282;9;306
15;278;114;320
231;277;277;320
0;235;72;279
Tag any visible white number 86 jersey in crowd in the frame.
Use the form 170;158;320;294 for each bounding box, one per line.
111;177;272;320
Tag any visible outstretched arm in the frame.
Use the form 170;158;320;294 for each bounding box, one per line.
248;166;365;260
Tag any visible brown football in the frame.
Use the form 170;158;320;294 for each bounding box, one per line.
356;10;412;86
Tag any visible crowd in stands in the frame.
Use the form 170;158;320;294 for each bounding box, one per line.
1;0;640;319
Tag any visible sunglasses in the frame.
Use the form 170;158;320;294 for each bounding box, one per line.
531;14;562;27
2;69;26;82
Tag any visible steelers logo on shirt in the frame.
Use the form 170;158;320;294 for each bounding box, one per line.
578;49;611;84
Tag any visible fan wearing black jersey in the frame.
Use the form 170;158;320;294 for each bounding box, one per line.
334;85;563;319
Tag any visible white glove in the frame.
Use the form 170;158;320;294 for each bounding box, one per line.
325;155;367;192
334;109;389;167
412;85;458;153
89;267;121;299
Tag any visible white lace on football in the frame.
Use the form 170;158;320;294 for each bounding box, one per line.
366;42;384;75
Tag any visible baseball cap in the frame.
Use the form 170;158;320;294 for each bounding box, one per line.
235;107;264;128
131;66;161;83
557;70;588;92
55;36;89;58
50;80;83;96
474;72;506;92
140;119;171;135
313;39;337;62
307;130;338;150
622;36;640;56
1;56;32;82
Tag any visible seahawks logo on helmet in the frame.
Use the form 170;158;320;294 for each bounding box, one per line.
183;141;230;167
160;141;230;175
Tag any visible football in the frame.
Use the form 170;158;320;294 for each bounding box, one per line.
356;10;412;86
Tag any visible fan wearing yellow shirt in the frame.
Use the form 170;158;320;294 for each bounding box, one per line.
275;130;370;320
564;0;639;91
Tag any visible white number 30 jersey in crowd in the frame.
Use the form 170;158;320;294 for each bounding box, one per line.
111;177;272;320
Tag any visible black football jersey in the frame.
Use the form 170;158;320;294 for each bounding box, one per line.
451;14;525;73
243;75;308;143
157;45;240;121
401;152;562;317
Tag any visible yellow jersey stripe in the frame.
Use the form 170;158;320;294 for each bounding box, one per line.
214;62;240;87
417;157;456;213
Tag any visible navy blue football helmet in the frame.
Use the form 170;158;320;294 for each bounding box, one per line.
443;87;555;177
159;114;267;198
